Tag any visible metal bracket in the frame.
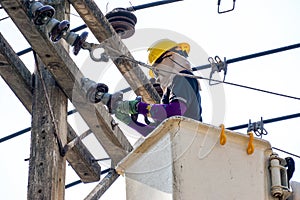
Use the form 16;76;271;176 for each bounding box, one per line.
269;153;292;199
247;117;268;138
81;42;109;62
218;0;236;14
63;129;92;154
208;56;227;86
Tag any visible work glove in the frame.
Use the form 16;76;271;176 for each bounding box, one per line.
115;110;132;125
116;98;140;115
108;91;124;114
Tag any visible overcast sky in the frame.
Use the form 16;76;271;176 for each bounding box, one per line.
0;0;300;199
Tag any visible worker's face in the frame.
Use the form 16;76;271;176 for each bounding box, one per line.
154;52;175;90
154;52;174;75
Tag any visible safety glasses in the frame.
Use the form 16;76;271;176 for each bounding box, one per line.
154;53;172;66
150;54;172;78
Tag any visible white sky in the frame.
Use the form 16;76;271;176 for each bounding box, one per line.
0;0;300;199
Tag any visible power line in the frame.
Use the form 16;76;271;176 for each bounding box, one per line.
17;37;300;102
187;68;300;100
227;43;300;64
0;127;31;143
65;168;112;189
272;147;300;159
65;180;82;189
222;80;300;101
1;111;299;146
227;113;300;159
192;42;300;71
13;24;300;101
125;55;300;101
227;113;300;131
193;73;300;100
2;50;300;143
14;17;300;68
0;16;9;21
0;109;77;143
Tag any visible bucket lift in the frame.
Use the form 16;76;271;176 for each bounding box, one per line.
116;117;294;200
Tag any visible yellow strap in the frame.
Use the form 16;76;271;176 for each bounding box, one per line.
247;132;254;155
146;104;152;112
146;104;152;118
149;69;155;78
219;124;226;145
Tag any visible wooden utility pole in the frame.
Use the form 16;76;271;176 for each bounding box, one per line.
0;0;151;198
0;32;102;184
28;61;68;199
0;0;133;165
27;1;69;199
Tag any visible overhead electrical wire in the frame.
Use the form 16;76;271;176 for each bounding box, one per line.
2;110;299;143
192;42;300;71
121;55;300;101
13;24;300;100
227;43;300;64
0;127;31;143
0;16;9;21
65;180;82;189
222;80;300;100
15;21;300;65
0;109;77;143
227;113;300;131
272;147;300;159
65;168;112;189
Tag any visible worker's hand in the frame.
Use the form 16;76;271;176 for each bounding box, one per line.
115;110;132;125
116;99;139;115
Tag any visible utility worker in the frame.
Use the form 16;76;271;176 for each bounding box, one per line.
115;39;202;136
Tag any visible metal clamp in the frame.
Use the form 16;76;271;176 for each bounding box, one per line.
269;153;292;199
218;0;236;14
208;56;227;85
81;42;109;62
247;117;268;138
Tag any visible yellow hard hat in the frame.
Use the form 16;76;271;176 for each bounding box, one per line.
147;39;190;66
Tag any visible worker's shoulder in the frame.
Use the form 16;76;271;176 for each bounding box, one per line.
173;70;198;88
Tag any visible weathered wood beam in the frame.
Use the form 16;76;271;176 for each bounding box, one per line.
0;36;32;113
84;169;120;200
0;32;101;183
66;125;101;183
28;53;68;199
53;1;101;183
0;0;133;165
69;0;161;104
